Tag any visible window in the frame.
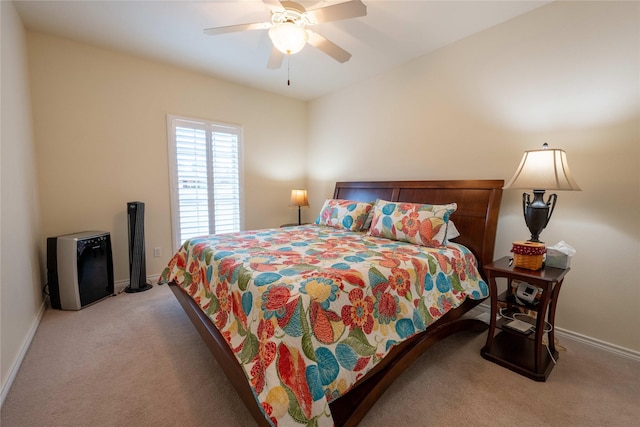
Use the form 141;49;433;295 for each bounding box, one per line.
167;115;242;247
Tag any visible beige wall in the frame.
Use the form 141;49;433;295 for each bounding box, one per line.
0;1;44;398
27;33;308;284
307;1;639;351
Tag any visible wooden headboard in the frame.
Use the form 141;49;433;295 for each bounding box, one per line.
333;180;504;272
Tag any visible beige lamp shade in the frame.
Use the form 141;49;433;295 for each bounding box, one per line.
290;189;309;207
504;145;581;191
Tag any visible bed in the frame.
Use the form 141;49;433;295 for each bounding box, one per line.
161;180;503;427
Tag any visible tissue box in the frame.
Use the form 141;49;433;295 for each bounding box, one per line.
545;248;571;269
545;241;575;269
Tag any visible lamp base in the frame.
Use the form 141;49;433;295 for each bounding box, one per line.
523;190;557;242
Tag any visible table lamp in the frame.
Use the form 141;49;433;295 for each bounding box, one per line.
504;143;581;242
289;189;309;225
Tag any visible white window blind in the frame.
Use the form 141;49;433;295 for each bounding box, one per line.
168;116;242;246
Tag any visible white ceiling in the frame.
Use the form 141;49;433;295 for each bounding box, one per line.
14;0;551;101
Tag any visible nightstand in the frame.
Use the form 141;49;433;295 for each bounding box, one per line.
481;256;570;381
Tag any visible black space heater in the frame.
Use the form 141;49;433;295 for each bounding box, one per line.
46;231;115;310
125;201;152;293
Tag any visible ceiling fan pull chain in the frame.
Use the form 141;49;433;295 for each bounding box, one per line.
287;55;291;86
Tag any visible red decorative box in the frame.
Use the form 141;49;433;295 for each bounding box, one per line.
511;241;546;270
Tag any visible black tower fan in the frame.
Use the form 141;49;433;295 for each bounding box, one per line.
125;201;152;293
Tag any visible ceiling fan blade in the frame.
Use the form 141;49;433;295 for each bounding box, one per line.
279;1;306;14
204;22;269;36
307;31;352;63
306;0;366;24
267;46;285;69
263;0;282;7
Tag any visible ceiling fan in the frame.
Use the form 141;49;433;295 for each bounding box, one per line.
204;0;367;69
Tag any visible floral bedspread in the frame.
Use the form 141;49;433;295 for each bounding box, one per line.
160;225;488;427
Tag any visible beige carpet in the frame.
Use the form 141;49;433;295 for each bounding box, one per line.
2;283;638;426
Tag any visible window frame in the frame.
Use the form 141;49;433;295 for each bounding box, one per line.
166;114;244;250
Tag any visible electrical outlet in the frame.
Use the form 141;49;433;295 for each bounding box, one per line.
153;247;161;257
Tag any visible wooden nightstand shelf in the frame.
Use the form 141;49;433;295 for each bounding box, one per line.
481;256;570;381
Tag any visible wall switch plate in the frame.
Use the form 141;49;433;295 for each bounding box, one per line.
153;247;161;257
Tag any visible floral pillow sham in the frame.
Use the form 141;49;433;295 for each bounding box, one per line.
367;199;457;247
315;199;374;231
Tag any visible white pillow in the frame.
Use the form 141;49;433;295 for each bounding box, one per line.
447;220;460;241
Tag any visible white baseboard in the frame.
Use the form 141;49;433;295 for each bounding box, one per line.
476;303;640;362
1;298;47;406
554;327;640;362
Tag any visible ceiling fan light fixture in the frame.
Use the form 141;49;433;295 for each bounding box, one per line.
268;22;308;55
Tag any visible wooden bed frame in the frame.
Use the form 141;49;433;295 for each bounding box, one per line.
168;179;503;426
